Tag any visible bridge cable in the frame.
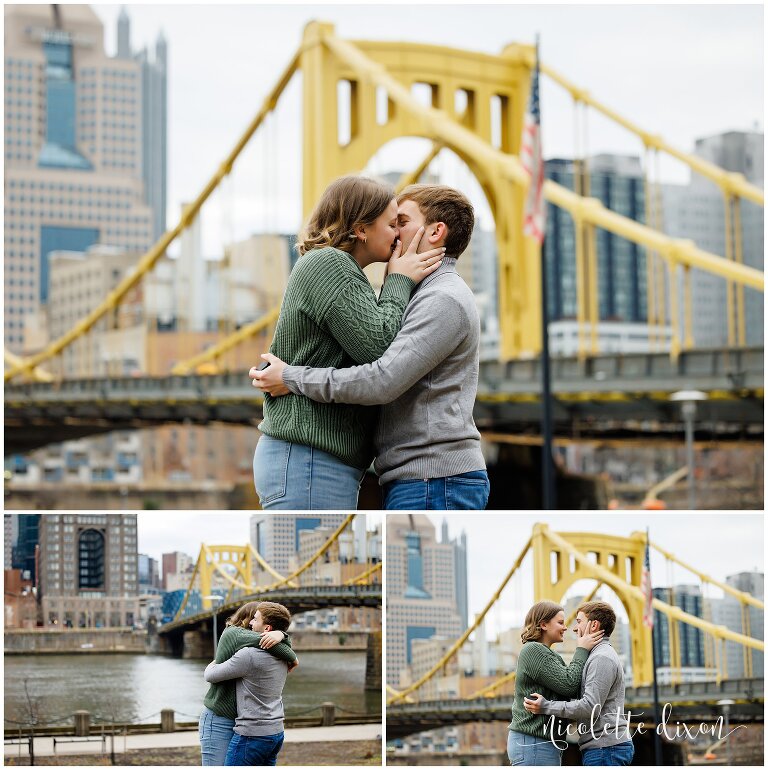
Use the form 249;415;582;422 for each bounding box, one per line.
733;196;745;346
543;527;763;656
255;512;357;591
248;543;293;584
666;555;681;685
534;58;764;206
3;349;53;383
386;685;414;704
388;536;532;705
742;603;753;679
344;561;381;586
653;151;668;347
650;540;764;610
467;579;606;701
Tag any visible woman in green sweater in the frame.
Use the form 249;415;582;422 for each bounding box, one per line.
248;174;445;509
507;601;604;766
199;601;297;766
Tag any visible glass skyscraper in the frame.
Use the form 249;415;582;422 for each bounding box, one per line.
544;155;647;324
652;585;705;668
386;515;464;686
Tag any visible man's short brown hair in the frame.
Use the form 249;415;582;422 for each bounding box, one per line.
257;601;291;632
397;184;474;257
578;601;616;637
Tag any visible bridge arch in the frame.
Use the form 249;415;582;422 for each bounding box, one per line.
531;524;653;685
300;21;540;357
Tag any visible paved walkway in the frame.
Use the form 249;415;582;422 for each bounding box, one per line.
4;723;382;759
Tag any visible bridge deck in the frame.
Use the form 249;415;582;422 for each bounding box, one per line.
159;585;382;635
386;678;764;738
5;348;764;453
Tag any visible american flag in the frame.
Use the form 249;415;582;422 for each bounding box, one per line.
521;38;546;244
641;536;654;628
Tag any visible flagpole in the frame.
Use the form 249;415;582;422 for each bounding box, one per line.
541;235;556;511
535;34;556;511
647;527;663;765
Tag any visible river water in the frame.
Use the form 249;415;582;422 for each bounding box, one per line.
4;650;379;729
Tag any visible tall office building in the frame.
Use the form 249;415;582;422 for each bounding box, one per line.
161;550;194;590
440;519;468;629
652;584;705;669
710;571;764;679
138;552;160;591
39;513;139;627
545;155;647;325
250;514;346;576
662;130;764;347
11;513;40;582
3;5;162;350
116;9;168;242
387;514;464;687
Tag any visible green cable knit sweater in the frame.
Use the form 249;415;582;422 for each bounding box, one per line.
259;247;415;470
508;642;588;739
203;625;297;721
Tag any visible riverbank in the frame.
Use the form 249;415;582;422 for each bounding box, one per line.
4;724;381;766
4;628;145;655
5;629;369;654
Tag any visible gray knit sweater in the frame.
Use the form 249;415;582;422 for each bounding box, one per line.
539;639;630;750
204;648;288;737
282;258;485;484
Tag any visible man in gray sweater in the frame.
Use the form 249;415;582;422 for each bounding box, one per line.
524;601;634;766
204;602;291;766
253;184;489;510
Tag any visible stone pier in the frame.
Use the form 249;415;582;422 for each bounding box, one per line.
365;631;382;691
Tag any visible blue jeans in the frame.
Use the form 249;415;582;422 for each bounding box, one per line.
507;730;562;766
582;741;635;766
383;470;490;510
225;732;284;766
198;707;235;766
253;435;365;509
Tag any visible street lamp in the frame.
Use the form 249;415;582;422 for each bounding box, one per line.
203;595;224;655
716;699;735;765
670;390;708;509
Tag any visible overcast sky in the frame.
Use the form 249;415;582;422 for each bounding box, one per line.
137;511;381;564
429;512;764;637
90;3;763;256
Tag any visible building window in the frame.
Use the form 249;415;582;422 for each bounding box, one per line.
78;528;106;589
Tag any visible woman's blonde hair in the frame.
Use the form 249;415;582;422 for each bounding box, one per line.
225;601;260;629
296;175;395;256
521;601;564;643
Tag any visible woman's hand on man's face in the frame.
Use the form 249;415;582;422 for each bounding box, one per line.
250;354;289;397
576;620;605;650
387;225;445;285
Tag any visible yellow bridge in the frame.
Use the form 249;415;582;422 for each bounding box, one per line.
388;523;763;707
162;513;381;632
4;21;763;385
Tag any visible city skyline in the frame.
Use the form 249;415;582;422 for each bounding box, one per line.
429;513;764;637
92;4;763;256
136;511;382;564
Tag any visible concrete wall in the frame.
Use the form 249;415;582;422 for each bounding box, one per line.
5;485;234;510
292;630;368;651
4;628;146;654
